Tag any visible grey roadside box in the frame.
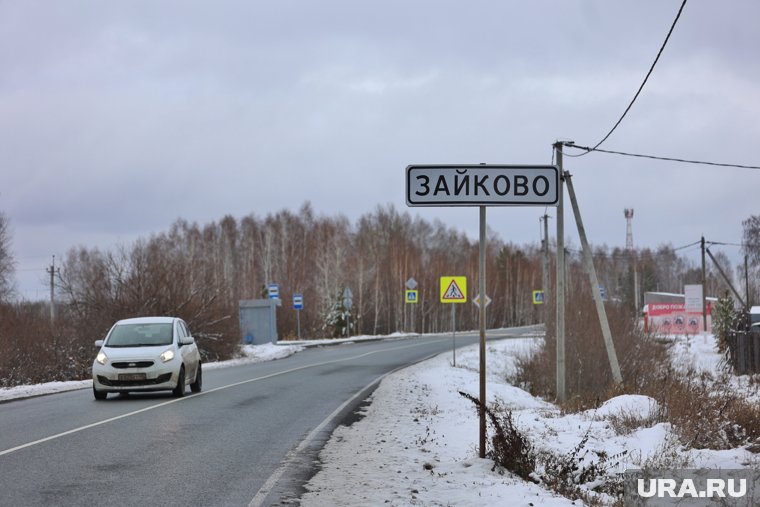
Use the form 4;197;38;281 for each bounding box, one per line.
239;299;281;345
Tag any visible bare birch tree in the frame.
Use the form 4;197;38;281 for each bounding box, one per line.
0;211;15;301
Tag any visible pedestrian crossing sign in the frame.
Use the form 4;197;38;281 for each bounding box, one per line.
440;276;467;303
405;289;418;304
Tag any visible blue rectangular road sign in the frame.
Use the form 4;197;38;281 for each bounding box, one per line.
293;294;304;310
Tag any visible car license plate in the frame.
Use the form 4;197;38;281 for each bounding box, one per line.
119;373;147;382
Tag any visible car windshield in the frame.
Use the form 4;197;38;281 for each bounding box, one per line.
106;323;173;347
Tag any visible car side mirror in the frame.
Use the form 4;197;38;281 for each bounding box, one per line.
179;336;195;346
95;340;104;348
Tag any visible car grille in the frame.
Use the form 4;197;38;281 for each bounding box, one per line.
97;373;172;387
111;361;154;369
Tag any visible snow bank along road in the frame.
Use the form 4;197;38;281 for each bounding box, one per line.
0;327;539;506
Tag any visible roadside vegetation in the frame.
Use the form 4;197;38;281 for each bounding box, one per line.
514;289;760;452
2;204;760;397
466;274;760;504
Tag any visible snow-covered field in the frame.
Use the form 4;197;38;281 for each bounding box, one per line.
2;332;758;506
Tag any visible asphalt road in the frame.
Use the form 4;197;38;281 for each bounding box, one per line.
0;326;541;507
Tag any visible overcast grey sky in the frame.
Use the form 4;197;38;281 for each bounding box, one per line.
2;0;759;300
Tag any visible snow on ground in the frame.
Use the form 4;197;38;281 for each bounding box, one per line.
2;331;758;505
300;333;759;506
0;342;305;402
0;334;414;402
667;332;760;404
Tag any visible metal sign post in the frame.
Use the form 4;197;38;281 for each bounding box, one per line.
440;276;467;366
478;206;487;459
267;283;281;343
406;278;418;333
452;304;457;367
342;288;353;338
293;294;304;339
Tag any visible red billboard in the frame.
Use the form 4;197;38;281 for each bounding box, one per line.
645;302;712;334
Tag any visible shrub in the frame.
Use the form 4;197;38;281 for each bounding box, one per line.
514;290;669;409
459;391;627;504
458;391;536;481
712;294;738;354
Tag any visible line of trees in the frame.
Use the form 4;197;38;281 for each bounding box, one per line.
0;203;755;387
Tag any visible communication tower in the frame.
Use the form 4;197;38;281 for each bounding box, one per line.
624;208;634;250
624;208;639;310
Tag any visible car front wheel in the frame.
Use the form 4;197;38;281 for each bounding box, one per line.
190;363;202;393
93;386;107;401
173;366;186;398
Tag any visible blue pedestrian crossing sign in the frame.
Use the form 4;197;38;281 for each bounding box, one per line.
405;289;419;304
532;290;545;305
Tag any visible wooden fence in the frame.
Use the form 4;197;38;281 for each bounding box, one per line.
726;329;760;375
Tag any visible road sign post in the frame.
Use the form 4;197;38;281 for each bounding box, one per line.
267;284;281;343
407;164;559;460
405;278;418;333
342;288;353;338
440;276;467;366
293;294;304;339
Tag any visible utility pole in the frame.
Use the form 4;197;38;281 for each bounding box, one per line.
701;236;707;332
541;214;551;309
746;255;751;308
706;247;746;309
46;255;59;323
553;142;566;403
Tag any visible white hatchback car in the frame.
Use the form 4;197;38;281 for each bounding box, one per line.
92;316;202;400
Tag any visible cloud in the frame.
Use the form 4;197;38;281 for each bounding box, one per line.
1;0;759;299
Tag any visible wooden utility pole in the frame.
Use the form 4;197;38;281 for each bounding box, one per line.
706;247;746;308
701;236;707;332
746;255;751;308
46;255;58;323
553;142;566;403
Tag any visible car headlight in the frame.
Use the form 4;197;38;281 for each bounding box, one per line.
96;352;108;365
160;349;175;363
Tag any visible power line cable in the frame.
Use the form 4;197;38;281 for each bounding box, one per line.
707;240;757;249
565;144;760;170
569;0;689;157
673;240;701;251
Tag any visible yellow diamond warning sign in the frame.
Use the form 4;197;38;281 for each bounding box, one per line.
440;276;467;303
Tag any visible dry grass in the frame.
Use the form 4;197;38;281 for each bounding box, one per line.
642;367;760;450
514;285;760;451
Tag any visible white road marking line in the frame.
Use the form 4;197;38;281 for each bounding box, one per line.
0;338;444;458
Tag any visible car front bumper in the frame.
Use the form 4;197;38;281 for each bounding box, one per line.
92;362;179;393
